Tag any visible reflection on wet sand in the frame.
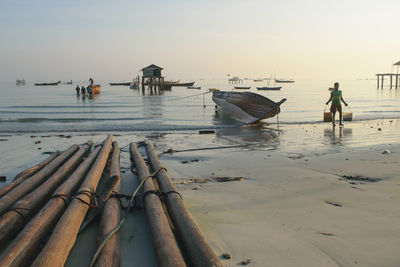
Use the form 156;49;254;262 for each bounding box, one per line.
213;112;280;150
323;127;353;146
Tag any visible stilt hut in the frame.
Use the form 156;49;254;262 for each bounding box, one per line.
141;64;165;90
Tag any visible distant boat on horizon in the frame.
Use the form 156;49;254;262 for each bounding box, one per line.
109;82;131;86
274;78;295;83
234;86;251;90
34;81;61;86
256;86;282;91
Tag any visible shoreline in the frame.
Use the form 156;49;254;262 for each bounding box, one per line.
0;118;400;266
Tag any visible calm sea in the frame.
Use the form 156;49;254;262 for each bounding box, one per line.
0;79;399;133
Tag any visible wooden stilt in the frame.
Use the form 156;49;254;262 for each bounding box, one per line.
129;143;186;267
377;75;380;89
381;75;384;89
390;75;393;89
0;146;102;267
146;143;222;267
31;135;113;267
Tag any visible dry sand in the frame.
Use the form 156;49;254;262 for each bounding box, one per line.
0;119;399;266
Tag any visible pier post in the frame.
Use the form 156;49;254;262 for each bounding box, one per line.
396;74;399;89
390;75;393;89
377;75;380;89
381;75;384;89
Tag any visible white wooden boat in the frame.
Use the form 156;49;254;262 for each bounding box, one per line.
212;90;286;123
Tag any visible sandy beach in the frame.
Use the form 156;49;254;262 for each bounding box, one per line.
0;119;399;266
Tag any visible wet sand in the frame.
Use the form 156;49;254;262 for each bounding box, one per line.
1;119;400;266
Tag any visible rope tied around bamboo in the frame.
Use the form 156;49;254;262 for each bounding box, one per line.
51;189;98;209
88;166;173;267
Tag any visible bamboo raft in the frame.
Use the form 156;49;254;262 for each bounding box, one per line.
0;135;221;266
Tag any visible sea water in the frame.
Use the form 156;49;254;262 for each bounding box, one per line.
0;79;399;134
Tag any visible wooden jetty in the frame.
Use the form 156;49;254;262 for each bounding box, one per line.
0;136;221;266
376;61;400;89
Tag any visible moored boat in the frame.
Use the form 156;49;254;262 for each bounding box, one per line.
171;81;195;87
90;85;101;94
187;86;201;89
109;82;131;86
34;81;61;86
274;79;295;83
212;90;286;123
234;86;251;89
256;86;282;91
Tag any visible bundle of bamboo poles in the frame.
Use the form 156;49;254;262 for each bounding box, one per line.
0;136;221;266
0;135;113;266
129;142;222;267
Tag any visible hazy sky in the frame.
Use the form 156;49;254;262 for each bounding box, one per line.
1;0;399;82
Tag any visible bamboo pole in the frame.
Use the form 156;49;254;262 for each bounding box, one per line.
129;142;186;267
146;143;222;267
95;141;121;267
0;146;102;267
31;135;113;267
0;143;91;246
0;152;60;199
0;145;79;216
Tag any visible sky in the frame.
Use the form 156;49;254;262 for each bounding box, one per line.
0;0;399;82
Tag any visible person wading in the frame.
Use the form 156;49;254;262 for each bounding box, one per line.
326;82;348;126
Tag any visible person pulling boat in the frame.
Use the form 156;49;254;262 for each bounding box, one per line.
325;82;348;127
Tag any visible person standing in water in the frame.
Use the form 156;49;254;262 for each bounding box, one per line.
326;82;348;126
75;85;80;95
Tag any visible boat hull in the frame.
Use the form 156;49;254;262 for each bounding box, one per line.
234;86;251;89
212;90;286;123
109;82;130;86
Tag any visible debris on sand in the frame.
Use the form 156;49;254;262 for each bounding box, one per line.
325;201;343;207
34;141;41;144
0;176;6;182
240;259;252;265
221;252;231;259
319;232;335;236
382;149;391;154
341;175;382;183
181;177;244;184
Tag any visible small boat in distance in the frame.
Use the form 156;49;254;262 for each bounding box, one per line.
253;79;263;82
256;86;282;91
274;78;295;83
234;86;251;90
187;86;201;89
89;85;101;94
212;90;287;124
109;82;131;86
34;81;61;86
16;79;25;86
171;81;195;87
